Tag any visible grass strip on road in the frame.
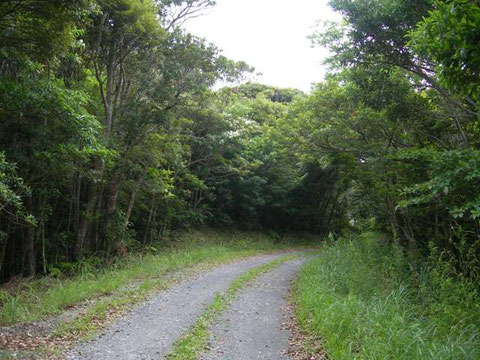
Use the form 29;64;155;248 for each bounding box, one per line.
167;253;301;360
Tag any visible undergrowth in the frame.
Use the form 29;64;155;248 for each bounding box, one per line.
0;229;309;326
294;232;480;359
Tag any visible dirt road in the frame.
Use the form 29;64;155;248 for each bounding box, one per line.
67;252;307;360
199;257;306;360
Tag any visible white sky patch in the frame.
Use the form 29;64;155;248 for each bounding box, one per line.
182;0;341;93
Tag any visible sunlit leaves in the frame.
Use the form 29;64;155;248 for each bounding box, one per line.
408;0;480;102
0;153;33;224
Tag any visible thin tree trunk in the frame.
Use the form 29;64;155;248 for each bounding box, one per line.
0;229;8;276
143;194;157;244
385;196;400;245
104;39;118;138
75;180;99;261
75;173;81;232
404;216;419;255
42;220;47;275
326;189;342;233
95;170;122;252
385;173;401;246
106;170;122;217
68;174;75;232
25;224;36;277
124;173;145;228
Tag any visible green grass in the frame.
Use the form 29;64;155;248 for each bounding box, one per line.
52;282;159;339
293;232;480;360
167;254;300;360
0;230;310;326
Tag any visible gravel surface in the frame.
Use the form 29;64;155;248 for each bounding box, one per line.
66;252;296;360
200;257;307;360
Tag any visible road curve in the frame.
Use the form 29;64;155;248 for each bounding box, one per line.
66;252;299;360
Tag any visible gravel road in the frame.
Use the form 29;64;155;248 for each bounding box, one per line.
199;257;306;360
66;252;301;360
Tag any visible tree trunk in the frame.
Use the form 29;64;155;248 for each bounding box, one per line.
106;170;122;217
74;180;99;261
0;230;8;276
93;170;122;253
143;194;157;244
72;171;81;234
385;196;400;245
385;174;401;246
41;220;47;275
25;224;36;277
124;173;145;228
326;189;342;233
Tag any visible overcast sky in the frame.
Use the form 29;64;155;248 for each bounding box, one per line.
182;0;341;92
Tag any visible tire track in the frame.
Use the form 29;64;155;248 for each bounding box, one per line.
66;252;298;360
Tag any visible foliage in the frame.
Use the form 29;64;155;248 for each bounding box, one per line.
408;0;480;103
0;153;32;225
1;0;480;300
0;0;260;280
300;0;480;280
315;0;433;73
398;149;480;220
0;0;90;63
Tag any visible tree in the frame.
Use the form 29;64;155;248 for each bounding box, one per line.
408;0;480;110
315;0;474;147
159;0;216;31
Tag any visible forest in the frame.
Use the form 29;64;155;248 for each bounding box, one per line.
1;0;479;284
0;0;479;358
0;0;478;286
0;0;336;281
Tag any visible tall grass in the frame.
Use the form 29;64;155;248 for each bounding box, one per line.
0;229;304;326
294;232;480;359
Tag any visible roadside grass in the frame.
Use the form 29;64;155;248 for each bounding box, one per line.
167;254;300;360
0;230;312;326
293;232;480;359
52;281;161;339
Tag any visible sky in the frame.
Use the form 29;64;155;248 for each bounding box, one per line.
182;0;341;92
